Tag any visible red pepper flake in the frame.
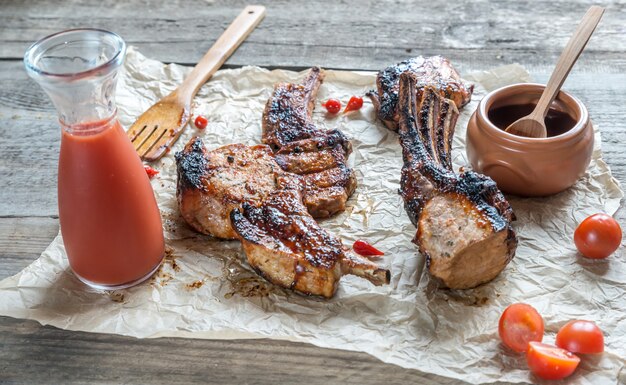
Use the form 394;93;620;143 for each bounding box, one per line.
353;239;384;256
344;96;363;113
321;99;341;114
144;165;159;179
194;115;208;129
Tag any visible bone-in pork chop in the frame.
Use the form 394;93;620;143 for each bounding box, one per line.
396;73;517;289
262;67;356;218
176;67;388;297
176;138;288;239
231;186;390;298
176;137;389;298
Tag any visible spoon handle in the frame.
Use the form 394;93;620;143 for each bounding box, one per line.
533;6;604;119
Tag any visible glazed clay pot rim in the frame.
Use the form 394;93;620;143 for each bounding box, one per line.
478;83;589;146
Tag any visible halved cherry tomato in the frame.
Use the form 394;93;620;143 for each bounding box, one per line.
322;99;341;114
574;213;622;259
498;303;544;352
194;115;208;130
527;342;580;380
344;96;363;113
144;165;159;179
556;320;604;354
353;240;384;256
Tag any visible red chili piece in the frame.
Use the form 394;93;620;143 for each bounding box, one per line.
344;96;363;113
353;240;385;256
322;99;341;114
144;165;159;179
194;115;208;130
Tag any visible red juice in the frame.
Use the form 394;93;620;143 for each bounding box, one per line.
58;118;164;287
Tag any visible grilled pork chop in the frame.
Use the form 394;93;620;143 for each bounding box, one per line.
176;138;389;297
367;56;474;130
176;138;288;239
262;67;357;217
397;73;517;289
231;187;390;298
176;138;390;298
176;67;388;297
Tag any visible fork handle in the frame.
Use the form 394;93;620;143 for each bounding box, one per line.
178;5;266;100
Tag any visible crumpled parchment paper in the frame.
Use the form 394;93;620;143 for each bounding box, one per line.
1;48;624;385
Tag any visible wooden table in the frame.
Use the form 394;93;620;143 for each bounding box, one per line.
1;1;624;383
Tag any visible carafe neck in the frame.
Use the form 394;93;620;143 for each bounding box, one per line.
24;29;126;131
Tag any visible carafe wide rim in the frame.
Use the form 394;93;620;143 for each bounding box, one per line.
24;28;126;80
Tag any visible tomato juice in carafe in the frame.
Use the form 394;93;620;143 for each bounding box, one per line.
24;29;164;289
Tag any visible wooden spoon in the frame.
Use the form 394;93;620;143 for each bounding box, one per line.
128;5;266;161
505;6;604;138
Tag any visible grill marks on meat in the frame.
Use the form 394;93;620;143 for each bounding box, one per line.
367;56;474;131
397;73;517;289
231;187;389;298
262;67;323;148
262;67;356;218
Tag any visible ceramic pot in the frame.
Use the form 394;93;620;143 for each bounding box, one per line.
466;83;593;197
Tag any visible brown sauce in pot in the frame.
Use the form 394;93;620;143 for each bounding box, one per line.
488;103;577;137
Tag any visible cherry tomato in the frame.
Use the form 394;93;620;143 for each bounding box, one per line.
194;115;208;130
574;213;622;259
353;240;385;256
498;303;544;352
322;99;341;114
144;165;159;179
344;96;364;113
526;342;580;380
556;320;604;354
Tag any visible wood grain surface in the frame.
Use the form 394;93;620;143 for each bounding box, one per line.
1;0;624;384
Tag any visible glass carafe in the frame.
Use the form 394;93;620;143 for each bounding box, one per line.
24;29;164;289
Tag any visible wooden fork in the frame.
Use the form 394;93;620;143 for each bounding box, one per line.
127;5;266;161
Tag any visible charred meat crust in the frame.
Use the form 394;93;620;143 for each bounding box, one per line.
175;137;208;191
274;131;352;176
176;140;385;297
275;129;352;162
262;66;324;149
368;56;474;131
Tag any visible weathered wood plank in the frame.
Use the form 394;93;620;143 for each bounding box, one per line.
0;217;59;275
1;316;484;385
1;0;626;72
